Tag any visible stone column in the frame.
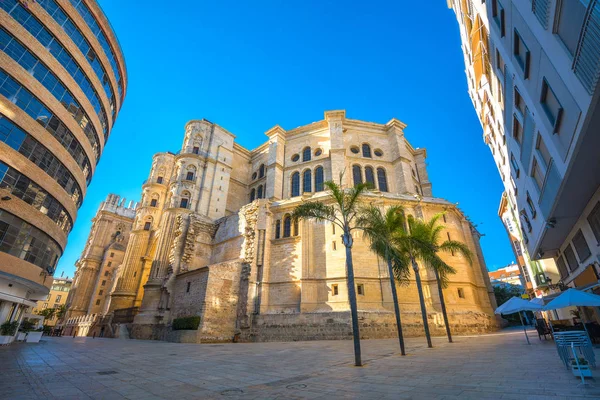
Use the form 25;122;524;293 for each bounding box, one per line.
265;126;286;200
326;110;346;184
67;259;101;317
109;230;150;312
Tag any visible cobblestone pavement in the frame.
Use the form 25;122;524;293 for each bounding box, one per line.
1;328;600;399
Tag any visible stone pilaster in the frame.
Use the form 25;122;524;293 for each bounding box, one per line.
325;110;346;184
265;126;286;200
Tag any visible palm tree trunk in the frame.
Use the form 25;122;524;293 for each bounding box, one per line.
343;232;362;366
386;257;406;355
434;269;452;343
412;258;432;348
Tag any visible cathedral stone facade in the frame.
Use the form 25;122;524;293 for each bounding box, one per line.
65;110;499;342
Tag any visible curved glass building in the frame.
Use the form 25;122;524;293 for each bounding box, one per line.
0;0;126;329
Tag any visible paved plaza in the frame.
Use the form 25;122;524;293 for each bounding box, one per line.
1;329;600;400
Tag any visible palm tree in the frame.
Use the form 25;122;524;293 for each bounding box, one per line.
292;174;368;366
421;213;473;343
357;205;411;355
391;213;437;348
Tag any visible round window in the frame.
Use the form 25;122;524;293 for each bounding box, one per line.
374;149;383;157
350;146;360;154
252;172;257;180
314;148;322;157
291;154;300;162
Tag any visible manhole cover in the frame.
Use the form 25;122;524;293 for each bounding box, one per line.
221;389;243;396
97;370;118;375
286;384;307;390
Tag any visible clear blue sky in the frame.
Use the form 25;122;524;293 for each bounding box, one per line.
55;0;514;278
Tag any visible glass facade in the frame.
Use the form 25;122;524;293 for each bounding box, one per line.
0;114;82;206
0;161;73;233
0;209;62;271
68;0;124;100
36;0;117;119
0;28;101;162
0;0;110;139
0;69;92;182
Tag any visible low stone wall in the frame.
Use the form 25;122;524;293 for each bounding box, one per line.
239;310;497;342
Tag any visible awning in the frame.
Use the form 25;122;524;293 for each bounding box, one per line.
0;292;38;308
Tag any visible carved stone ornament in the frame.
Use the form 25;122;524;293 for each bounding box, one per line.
239;202;259;266
168;214;185;269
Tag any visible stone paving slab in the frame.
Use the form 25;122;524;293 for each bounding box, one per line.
1;328;600;399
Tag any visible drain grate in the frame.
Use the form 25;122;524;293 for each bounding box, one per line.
97;370;118;375
221;389;243;396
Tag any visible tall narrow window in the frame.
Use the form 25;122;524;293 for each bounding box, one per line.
303;169;312;193
362;144;371;158
157;176;163;184
293;218;299;236
572;230;591;262
377;168;388;192
492;0;505;37
536;134;551;168
541;79;563;133
250;188;256;202
275;220;281;239
555;0;587;57
180;197;189;209
513;29;530;78
314;166;324;192
302;147;311;162
291;172;300;197
352;165;362;186
143;221;151;230
587;202;600;242
192;146;199;154
186;171;194;181
513;116;523;145
364;166;375;188
150;199;158;207
526;192;536;218
563;245;578;271
259;164;265;178
283;215;291;237
257;185;263;199
531;158;545;191
447;232;455;255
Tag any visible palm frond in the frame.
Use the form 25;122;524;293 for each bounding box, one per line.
292;202;339;226
438;240;473;265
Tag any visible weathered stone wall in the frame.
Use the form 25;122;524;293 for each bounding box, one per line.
240;310;496;343
169;261;243;342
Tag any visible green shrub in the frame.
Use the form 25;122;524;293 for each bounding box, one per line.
0;321;19;336
172;316;200;331
19;320;35;332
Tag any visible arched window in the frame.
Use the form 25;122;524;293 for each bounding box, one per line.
275;220;281;239
291;172;300;197
315;166;324;192
293;218;299;236
150;194;159;207
250;188;256;202
302;147;311;162
303;169;312;193
186;171;194;181
143;217;153;231
377;168;388;192
257;185;263;199
283;215;292;237
180;191;190;209
259;164;265;178
362;143;371;158
365;166;375;188
352;165;362;186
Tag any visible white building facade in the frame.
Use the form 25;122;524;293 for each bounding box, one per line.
448;0;600;296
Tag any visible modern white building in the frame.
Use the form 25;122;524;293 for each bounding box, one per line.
448;0;600;296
